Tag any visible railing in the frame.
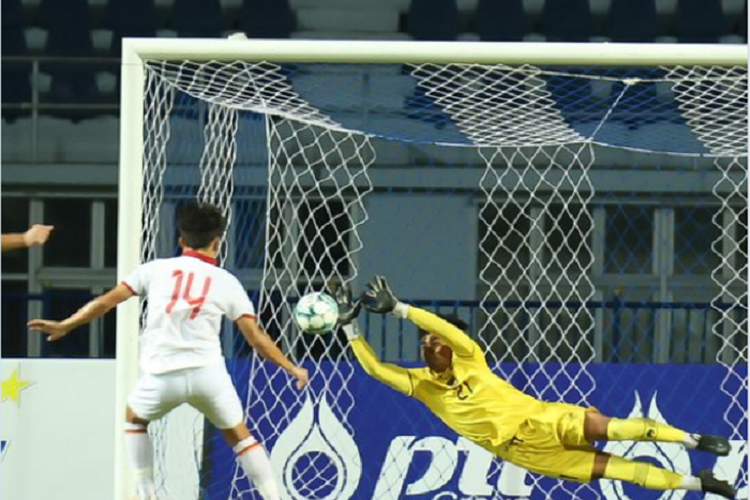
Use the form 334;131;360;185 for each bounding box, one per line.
3;291;745;364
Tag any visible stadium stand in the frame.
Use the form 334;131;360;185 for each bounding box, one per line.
608;0;659;42
541;0;593;41
0;0;746;145
675;0;727;42
2;0;31;116
407;0;460;41
241;0;296;39
172;0;223;37
472;0;527;41
41;0;99;115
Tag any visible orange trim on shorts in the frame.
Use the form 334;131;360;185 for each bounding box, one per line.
237;441;261;456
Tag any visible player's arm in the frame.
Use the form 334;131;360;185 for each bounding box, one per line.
333;283;415;396
2;224;54;252
28;284;134;341
235;316;308;390
346;325;416;396
363;276;477;357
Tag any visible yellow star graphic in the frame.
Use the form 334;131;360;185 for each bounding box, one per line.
1;368;33;406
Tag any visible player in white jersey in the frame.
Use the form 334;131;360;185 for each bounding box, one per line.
28;202;308;500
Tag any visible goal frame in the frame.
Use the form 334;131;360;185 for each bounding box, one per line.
116;38;747;500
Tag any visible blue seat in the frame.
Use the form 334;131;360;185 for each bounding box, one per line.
608;0;658;42
675;0;726;42
107;0;157;56
41;0;99;115
241;0;295;39
472;0;527;41
407;0;460;41
172;0;223;38
541;0;592;41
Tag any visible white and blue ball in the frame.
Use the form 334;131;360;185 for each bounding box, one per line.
294;292;339;334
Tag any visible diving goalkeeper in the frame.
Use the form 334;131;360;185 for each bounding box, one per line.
335;276;736;499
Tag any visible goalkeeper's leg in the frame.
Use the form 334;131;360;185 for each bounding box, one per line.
584;411;730;456
594;452;736;499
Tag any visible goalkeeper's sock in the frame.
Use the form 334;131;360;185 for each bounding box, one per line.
606;417;698;448
603;455;701;491
124;422;156;500
234;437;280;500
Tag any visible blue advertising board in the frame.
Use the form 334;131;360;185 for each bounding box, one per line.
206;362;747;500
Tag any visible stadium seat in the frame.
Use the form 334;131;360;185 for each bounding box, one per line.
472;0;527;41
296;8;398;33
674;0;726;42
523;0;545;15
25;27;49;53
106;0;157;55
172;0;223;37
541;0;592;41
241;0;295;38
41;0;99;114
2;0;31;118
722;0;745;15
608;0;658;42
407;0;460;41
589;0;613;15
655;0;678;14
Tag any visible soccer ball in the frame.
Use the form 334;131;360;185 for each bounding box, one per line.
293;292;339;334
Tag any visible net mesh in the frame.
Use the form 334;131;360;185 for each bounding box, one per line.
135;54;747;500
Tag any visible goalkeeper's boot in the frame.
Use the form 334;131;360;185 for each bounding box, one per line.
695;434;731;456
699;470;736;499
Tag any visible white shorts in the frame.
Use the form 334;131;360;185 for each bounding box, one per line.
128;360;244;430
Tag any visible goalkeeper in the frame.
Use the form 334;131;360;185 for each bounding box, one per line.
335;276;736;499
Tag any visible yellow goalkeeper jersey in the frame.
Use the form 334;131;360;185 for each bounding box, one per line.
350;307;544;455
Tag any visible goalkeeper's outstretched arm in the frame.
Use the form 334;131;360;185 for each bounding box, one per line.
363;275;477;357
344;323;415;397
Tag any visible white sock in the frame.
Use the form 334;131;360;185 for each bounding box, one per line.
681;475;702;491
684;433;700;449
125;423;155;500
233;437;280;500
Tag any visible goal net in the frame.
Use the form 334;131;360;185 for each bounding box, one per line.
117;40;747;500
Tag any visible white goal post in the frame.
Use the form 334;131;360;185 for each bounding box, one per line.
116;39;747;500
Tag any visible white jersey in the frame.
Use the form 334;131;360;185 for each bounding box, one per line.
122;251;255;375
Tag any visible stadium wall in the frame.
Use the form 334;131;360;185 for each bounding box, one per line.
0;359;116;500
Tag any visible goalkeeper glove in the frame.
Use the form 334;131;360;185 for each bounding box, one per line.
332;282;362;326
362;275;408;319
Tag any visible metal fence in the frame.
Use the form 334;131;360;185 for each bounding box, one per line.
3;291;744;364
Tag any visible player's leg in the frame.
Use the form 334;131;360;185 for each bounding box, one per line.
220;423;280;500
189;361;279;500
126;372;185;500
593;452;736;499
584;411;730;455
125;406;156;500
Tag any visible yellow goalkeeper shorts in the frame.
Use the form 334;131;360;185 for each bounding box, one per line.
498;402;599;483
